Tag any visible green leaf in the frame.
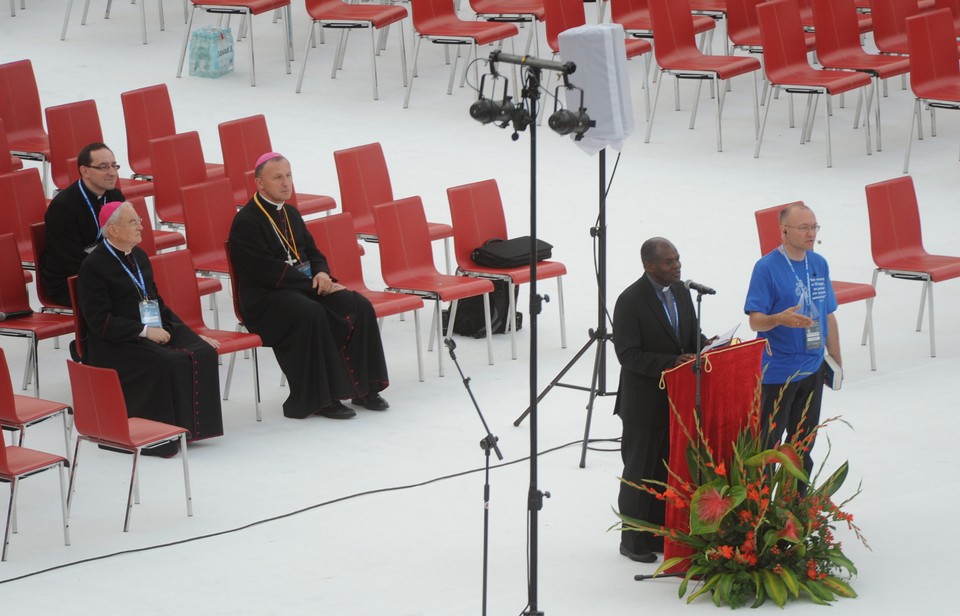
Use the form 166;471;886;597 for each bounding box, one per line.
798;582;829;606
750;572;767;608
816;461;849;498
826;549;858;575
678;564;704;599
821;575;858;599
804;579;836;602
777;566;801;598
761;569;788;607
717;572;736;606
689;479;746;534
686;573;721;604
745;448;809;484
653;557;689;579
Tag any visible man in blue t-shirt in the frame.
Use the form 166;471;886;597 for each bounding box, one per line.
744;203;841;481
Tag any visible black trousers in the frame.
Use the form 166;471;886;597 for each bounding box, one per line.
760;363;825;481
618;421;668;553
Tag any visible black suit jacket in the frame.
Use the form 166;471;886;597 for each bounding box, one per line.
612;274;702;426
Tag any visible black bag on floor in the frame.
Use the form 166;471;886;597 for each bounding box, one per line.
472;237;553;269
443;279;521;338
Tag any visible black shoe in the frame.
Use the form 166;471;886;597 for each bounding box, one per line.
141;441;180;458
351;393;389;411
315;400;357;420
620;542;658;563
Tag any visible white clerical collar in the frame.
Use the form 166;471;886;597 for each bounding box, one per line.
105;238;132;256
258;193;285;210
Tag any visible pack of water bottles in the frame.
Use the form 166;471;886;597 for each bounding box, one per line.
188;26;235;78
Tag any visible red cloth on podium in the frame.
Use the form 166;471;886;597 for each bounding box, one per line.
661;338;766;570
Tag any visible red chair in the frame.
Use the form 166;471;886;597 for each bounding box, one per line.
864;176;960;358
148;131;214;228
150;249;263;421
755;0;873;167
29;222;72;313
0;233;75;397
66;360;193;532
726;0;816;55
44;99;155;200
903;8;960;173
120;84;225;181
754;203;877;370
470;0;546;56
611;0;716;41
0;168;47;269
217;115;337;215
933;0;960;34
811;0;910;153
0;119;25;174
870;0;919;58
296;0;408;100
645;0;761;151
544;0;653;120
0;348;72;461
373;197;496;376
447;179;567;360
333;142;453;273
177;0;292;87
403;0;519;108
306;213;425;381
0;420;69;562
0;60;50;192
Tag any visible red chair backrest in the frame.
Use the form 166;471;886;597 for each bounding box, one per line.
869;0;918;52
121;84;177;178
45;99;105;191
218;114;272;204
149;249;206;331
726;0;763;44
408;0;461;32
334;142;394;232
811;0;865;63
0;59;46;149
0;232;33;314
0;168;47;263
0;348;18;426
864;176;927;268
66;360;132;444
68;275;87;361
305;213;369;291
149;131;210;225
610;0;651;26
180;178;237;271
0;119;24;174
447;179;510;271
544;0;587;52
373;197;440;286
128;196;158;256
223;240;248;325
648;0;700;65
906;9;960;95
757;0;812;82
754;202;804;255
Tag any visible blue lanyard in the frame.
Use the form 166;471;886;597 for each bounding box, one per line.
103;242;147;300
77;180;102;241
778;245;812;304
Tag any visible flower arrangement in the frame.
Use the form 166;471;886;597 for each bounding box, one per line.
615;386;868;608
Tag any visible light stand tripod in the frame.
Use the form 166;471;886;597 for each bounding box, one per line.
469;49;586;616
513;148;615;470
444;338;503;616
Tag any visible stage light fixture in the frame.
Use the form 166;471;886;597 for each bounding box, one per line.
548;83;594;141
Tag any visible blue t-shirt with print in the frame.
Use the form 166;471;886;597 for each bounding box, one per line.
744;249;837;384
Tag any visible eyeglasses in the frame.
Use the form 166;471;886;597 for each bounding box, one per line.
784;224;821;234
115;217;143;228
85;163;121;172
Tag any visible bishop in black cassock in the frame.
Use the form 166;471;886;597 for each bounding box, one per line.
77;202;224;443
227;154;388;419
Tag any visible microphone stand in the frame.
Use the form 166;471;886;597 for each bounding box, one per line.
445;338;504;616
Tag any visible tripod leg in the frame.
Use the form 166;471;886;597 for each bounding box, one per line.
513;335;597;426
578;333;607;468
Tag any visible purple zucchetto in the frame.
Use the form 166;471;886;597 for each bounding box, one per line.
98;201;124;228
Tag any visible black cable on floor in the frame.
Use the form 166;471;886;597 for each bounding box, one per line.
0;436;622;585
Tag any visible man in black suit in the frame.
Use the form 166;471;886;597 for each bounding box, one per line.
613;237;707;563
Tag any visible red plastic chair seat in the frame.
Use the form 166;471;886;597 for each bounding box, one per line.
472;0;545;19
193;0;288;14
832;280;877;304
617;11;716;34
0;446;64;477
4;395;70;426
423;19;518;44
0;312;75;339
308;2;407;26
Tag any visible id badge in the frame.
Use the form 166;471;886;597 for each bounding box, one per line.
139;300;162;328
83;243;98;254
805;320;822;350
296;261;312;278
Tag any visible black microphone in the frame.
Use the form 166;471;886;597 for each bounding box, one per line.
0;309;34;321
444;337;457;359
684;280;717;296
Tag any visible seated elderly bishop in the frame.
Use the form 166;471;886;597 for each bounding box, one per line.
77;201;224;456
